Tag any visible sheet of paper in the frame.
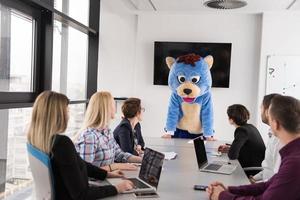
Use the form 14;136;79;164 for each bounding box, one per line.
187;140;193;144
162;152;177;160
187;140;207;144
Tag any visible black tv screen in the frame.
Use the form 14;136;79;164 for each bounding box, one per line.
154;41;232;88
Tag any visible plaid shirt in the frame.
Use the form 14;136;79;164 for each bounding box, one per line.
75;127;132;167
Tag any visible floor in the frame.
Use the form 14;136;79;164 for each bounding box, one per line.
2;186;33;200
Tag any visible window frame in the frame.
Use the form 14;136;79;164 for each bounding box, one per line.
0;0;42;106
0;0;100;194
0;0;100;108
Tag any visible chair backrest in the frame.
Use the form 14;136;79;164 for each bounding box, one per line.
27;143;54;200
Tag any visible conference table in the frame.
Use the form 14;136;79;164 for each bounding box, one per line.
103;137;250;200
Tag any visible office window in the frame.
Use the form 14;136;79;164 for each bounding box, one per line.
54;0;89;26
0;6;35;92
52;20;88;100
0;103;86;197
65;103;86;138
0;107;33;197
0;104;85;197
0;0;99;198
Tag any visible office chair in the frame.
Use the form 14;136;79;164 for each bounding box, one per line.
27;143;54;200
243;166;264;181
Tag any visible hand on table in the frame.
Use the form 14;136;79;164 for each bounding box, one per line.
113;163;138;171
136;145;144;155
107;170;125;178
115;180;134;193
205;136;217;141
249;175;257;184
206;181;227;200
161;134;172;139
162;130;173;139
218;145;230;153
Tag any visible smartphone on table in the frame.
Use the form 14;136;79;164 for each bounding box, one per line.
194;185;208;191
134;192;159;198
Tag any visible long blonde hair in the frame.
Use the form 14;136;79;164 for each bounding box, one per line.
27;91;69;154
81;91;114;131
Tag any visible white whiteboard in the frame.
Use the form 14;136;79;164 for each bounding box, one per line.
266;55;300;99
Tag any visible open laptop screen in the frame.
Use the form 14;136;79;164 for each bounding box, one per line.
193;137;208;168
139;148;165;188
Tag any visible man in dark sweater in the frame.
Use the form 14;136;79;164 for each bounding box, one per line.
218;104;266;176
207;95;300;200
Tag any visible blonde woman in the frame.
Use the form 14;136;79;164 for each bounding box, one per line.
75;91;142;172
27;91;133;200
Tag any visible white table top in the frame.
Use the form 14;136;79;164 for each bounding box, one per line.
101;138;249;200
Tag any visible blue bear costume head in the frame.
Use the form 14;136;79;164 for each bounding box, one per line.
165;53;214;137
167;54;213;102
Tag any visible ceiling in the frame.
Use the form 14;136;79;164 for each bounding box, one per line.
121;0;300;13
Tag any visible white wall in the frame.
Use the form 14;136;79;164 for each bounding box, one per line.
98;1;137;97
99;10;263;141
133;14;262;140
98;1;139;129
256;11;300;141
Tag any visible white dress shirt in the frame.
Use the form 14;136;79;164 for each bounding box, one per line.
253;130;282;181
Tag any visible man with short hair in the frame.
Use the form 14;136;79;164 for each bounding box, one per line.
207;95;300;200
250;93;282;183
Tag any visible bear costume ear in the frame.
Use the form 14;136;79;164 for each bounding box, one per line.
166;57;175;69
204;55;214;69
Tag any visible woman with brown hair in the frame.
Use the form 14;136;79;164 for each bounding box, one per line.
27;91;133;200
75;91;142;172
218;104;266;176
113;98;145;155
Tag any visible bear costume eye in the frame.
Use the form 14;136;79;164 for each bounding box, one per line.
191;76;200;84
177;75;186;83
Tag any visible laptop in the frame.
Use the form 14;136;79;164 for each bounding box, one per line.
193;137;237;175
123;148;165;193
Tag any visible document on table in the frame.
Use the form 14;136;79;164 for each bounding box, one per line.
188;140;207;144
162;152;177;160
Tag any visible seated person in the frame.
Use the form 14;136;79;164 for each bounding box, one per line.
75;91;142;172
207;95;300;200
250;94;282;183
113;98;145;156
27;91;133;199
218;104;266;176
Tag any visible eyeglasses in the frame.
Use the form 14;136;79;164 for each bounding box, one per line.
141;107;145;112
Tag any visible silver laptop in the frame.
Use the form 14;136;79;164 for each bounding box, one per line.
123;148;165;193
193;137;236;175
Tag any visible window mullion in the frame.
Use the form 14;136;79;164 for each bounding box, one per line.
0;109;9;193
0;5;11;92
86;0;100;100
37;5;53;92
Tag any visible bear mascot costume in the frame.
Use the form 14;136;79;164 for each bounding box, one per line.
163;53;214;139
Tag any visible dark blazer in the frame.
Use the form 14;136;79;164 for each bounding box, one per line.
113;118;145;156
228;124;266;176
51;135;117;200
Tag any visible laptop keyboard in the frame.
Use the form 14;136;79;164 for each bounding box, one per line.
127;178;150;189
204;163;222;171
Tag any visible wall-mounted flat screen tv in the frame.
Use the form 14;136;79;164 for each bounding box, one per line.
154;41;232;88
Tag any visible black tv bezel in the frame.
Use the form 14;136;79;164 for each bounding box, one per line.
153;41;232;88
